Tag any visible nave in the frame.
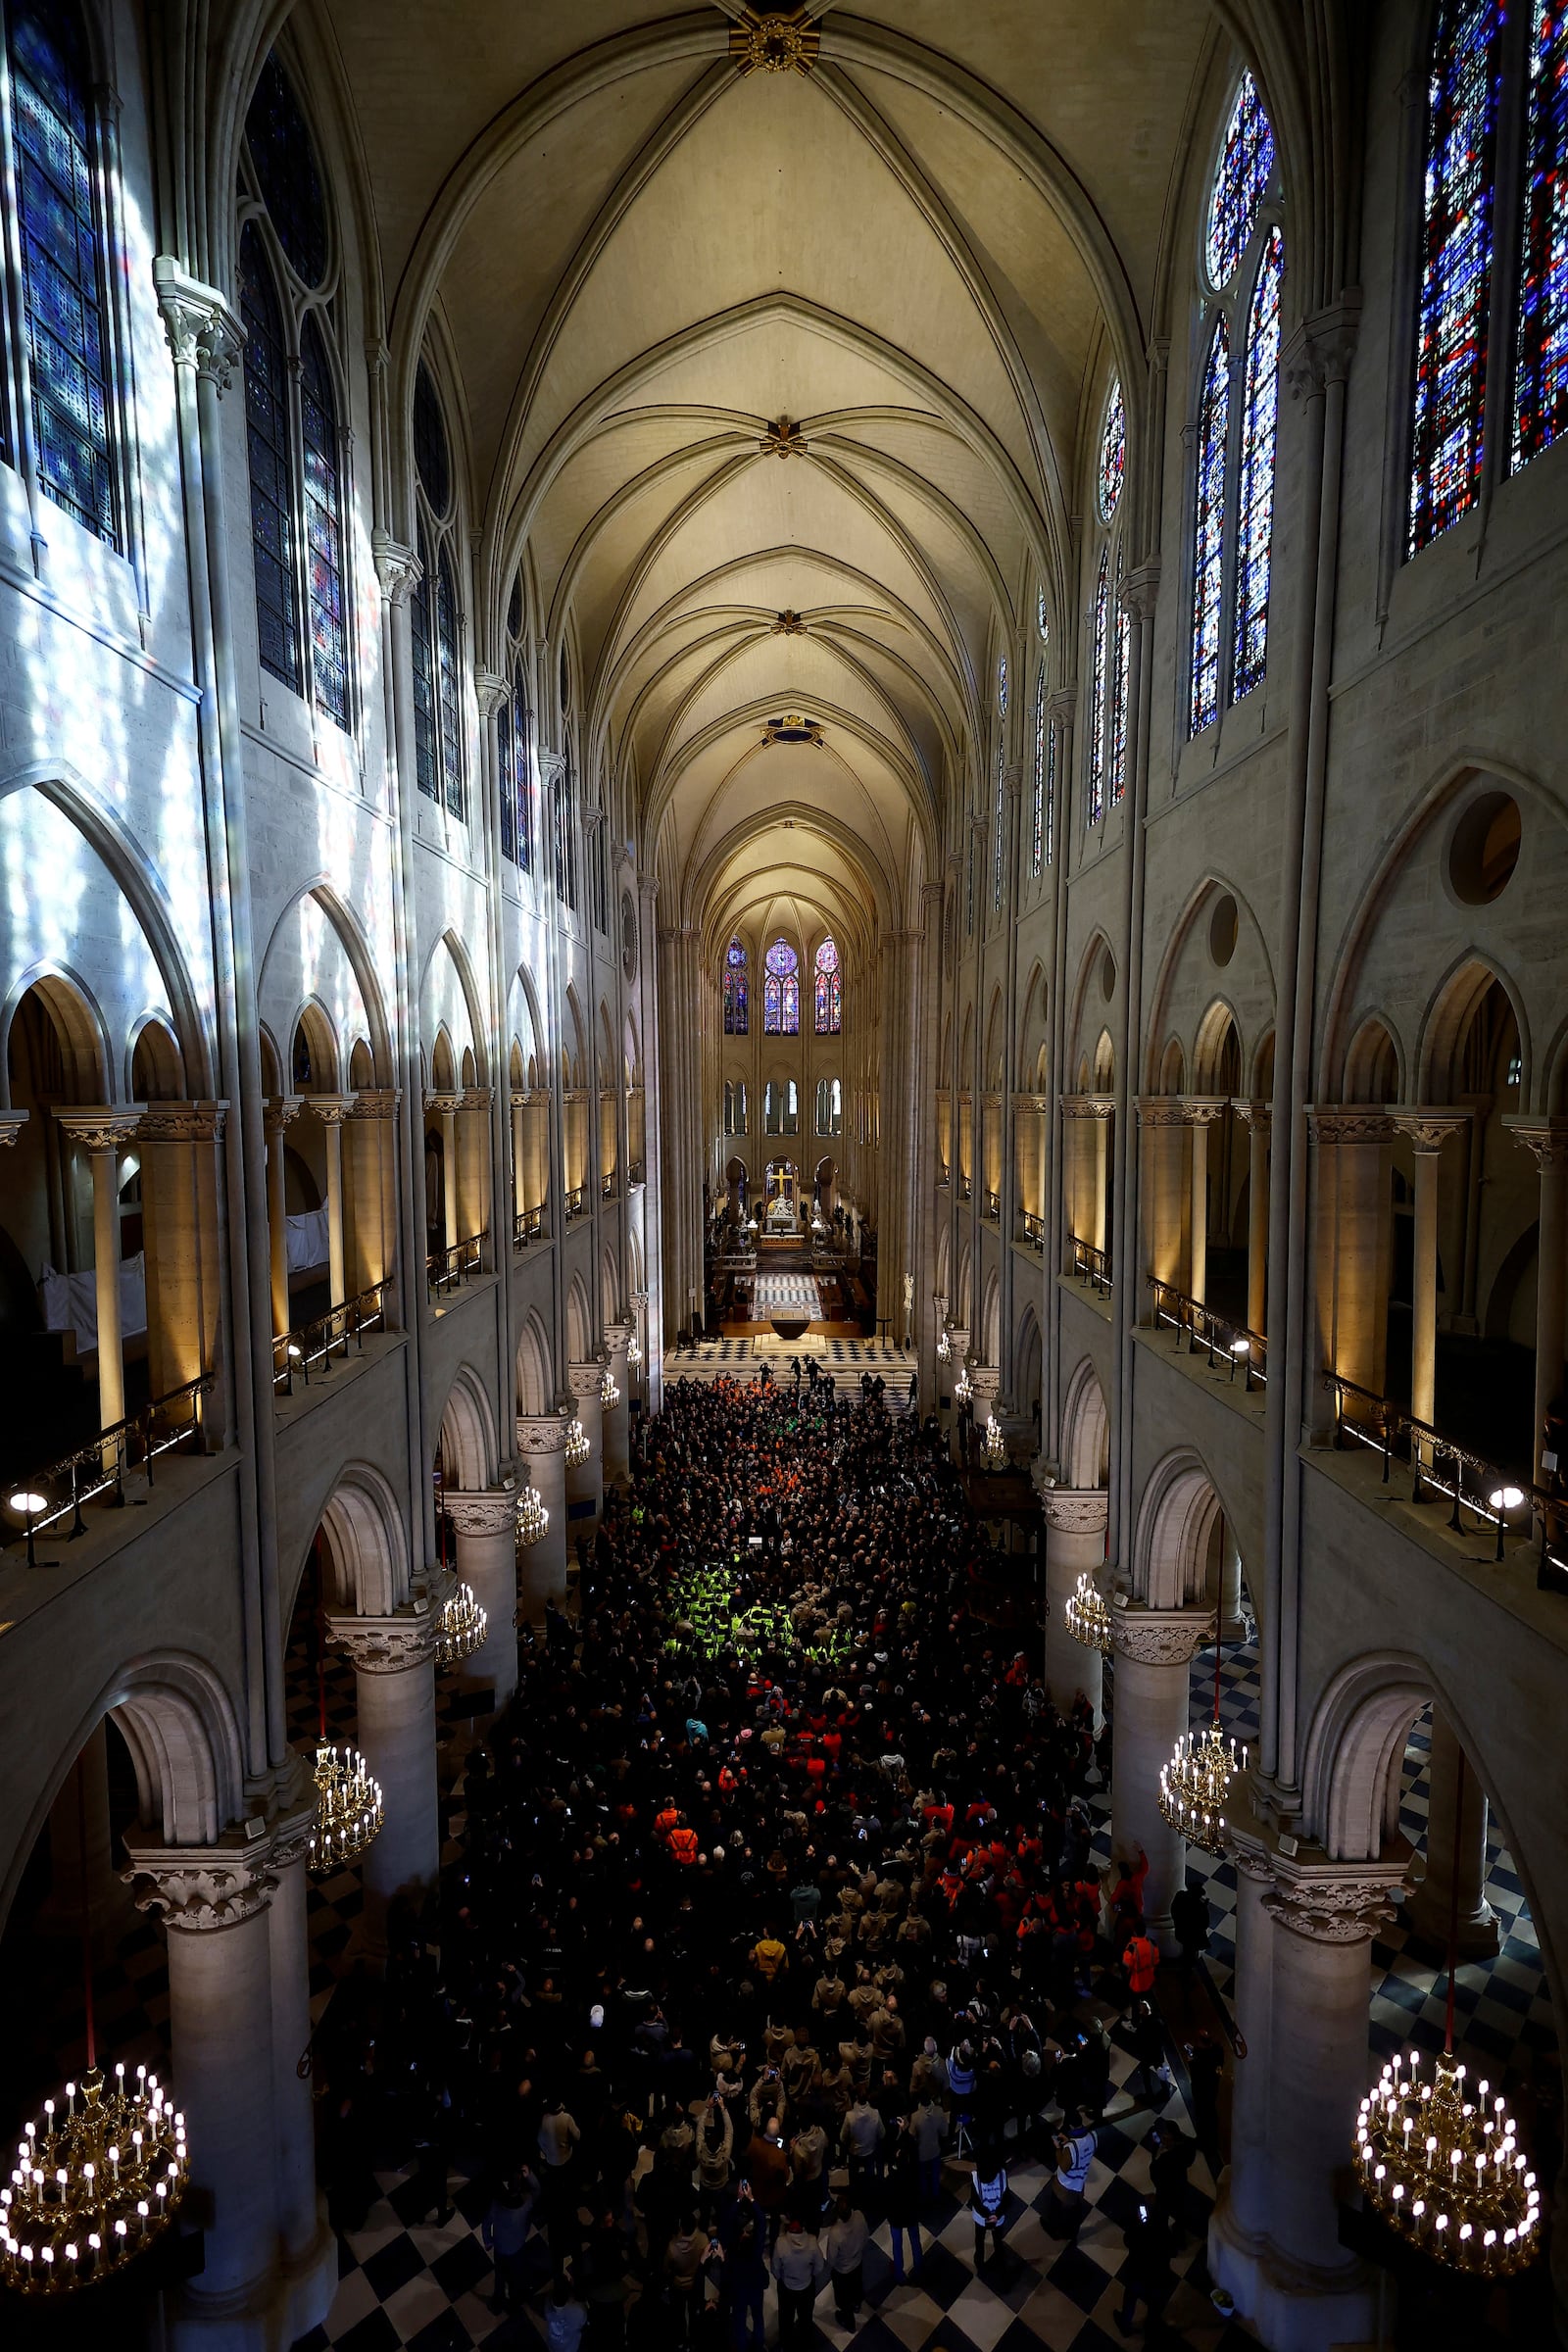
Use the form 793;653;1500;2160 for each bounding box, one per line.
288;1378;1242;2352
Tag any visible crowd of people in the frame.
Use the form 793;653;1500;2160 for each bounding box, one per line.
315;1372;1206;2345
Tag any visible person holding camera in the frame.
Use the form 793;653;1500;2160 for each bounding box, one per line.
969;2140;1009;2266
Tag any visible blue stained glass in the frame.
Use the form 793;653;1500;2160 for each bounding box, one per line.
414;359;451;517
1087;546;1108;826
411;526;437;801
1109;545;1130;806
1205;72;1276;287
813;936;840;1034
240;224;300;695
1031;664;1046;876
1190;314;1230;735
513;660;532;871
724;937;749;1034
1098;379;1125;522
9;0;116;543
1234;228;1284;700
244;51;327;288
300;316;348;726
497;688;517;866
764;938;798;1035
1409;0;1504;557
1513;0;1568;470
435;546;464;818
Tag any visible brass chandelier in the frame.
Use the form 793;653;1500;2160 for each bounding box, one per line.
435;1579;487;1667
1064;1570;1111;1653
310;1742;383;1873
600;1366;620;1410
564;1416;590;1469
0;2063;189;2292
1353;1749;1539;2277
981;1414;1007;1470
516;1475;549;1547
1157;1636;1245;1854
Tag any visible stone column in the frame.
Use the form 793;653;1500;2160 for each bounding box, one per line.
343;1089;401;1297
442;1487;521;1714
1404;1708;1497;1958
602;1320;634;1485
1039;1484;1107;1724
460;1086;493;1249
1308;1108;1395;1411
264;1097;302;1338
1389;1111;1467;1443
1215;1838;1277;2248
512;1095;526;1229
1506;1117;1568;1489
137;1101;228;1401
1093;1100;1112;1257
424;1093;464;1256
567;1360;606;1527
329;1603;441;1959
1211;1851;1405;2346
1108;1601;1215;1947
515;1408;571;1619
1236;1101;1271;1336
313;1096;358;1304
122;1811;335;2344
55;1108;142;1431
945;1325;970;1464
1181;1099;1229;1307
1137;1098;1188;1302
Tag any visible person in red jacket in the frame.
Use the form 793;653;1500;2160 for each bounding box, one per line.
1122;1922;1159;2003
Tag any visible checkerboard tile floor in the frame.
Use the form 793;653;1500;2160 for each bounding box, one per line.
295;2043;1253;2350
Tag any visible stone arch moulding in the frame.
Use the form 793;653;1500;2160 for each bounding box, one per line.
515;1307;555;1418
2;1653;247;1931
1140;871;1274;1096
0;764;216;1097
1415;950;1531;1110
437;1363;500;1491
1132;1446;1238;1612
259;878;394;1087
0;959;115;1106
313;1461;414;1626
1060;1356;1109;1490
565;1271;593;1366
1319;756;1567;1103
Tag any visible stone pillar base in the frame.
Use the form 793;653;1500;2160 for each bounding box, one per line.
1208;2194;1376;2352
1401;1883;1500;1961
167;2209;337;2352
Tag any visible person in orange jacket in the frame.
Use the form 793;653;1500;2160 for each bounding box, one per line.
1122;1922;1159;2002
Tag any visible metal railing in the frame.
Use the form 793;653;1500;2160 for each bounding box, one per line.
1020;1211;1046;1253
1324;1370;1565;1576
1151;1279;1267;1390
983;1188;1002;1222
1066;1234;1112;1293
936;1162;951;1189
564;1187;586;1222
273;1282;390;1392
6;1374;214;1556
513;1204;544;1250
427;1234;484;1298
958;1174;972;1200
601;1171;617;1200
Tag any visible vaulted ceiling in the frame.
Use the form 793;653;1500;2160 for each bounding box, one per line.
318;0;1216;964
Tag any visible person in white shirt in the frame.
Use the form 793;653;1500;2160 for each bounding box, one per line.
969;2144;1008;2266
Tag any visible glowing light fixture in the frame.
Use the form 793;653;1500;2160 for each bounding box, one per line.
1064;1571;1111;1654
435;1580;487;1667
515;1477;549;1548
565;1417;590;1469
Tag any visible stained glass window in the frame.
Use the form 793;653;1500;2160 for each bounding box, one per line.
1409;0;1504;557
1233;227;1284;699
497;688;517;866
435;545;464;818
244;51;327;288
998;655;1008;715
1190;314;1230;736
411;526;437;800
724;937;749;1034
414;360;451;517
1087;546;1109;826
8;0;117;544
240;225;300;694
1205;72;1276;287
1097;379;1125;522
993;745;1005;910
1513;0;1568;470
1045;689;1057;866
1109;545;1131;806
299;317;348;726
764;938;799;1035
513;660;532;870
1031;664;1046;876
1037;586;1050;642
813;936;841;1034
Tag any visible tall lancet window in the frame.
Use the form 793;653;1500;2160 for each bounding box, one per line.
763;939;799;1035
813;938;841;1034
724;938;749;1034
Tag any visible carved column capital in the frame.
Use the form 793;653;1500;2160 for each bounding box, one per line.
1108;1601;1216;1666
326;1603;440;1674
425;1091;465;1117
347;1087;402;1120
1387;1106;1469;1155
153;257;244;389
516;1411;571;1455
603;1320;635;1357
0;1108;27;1147
307;1092;358;1127
1039;1484;1109;1534
567;1359;607;1401
371;530;422;606
264;1094;304;1138
474;667;509;720
441;1485;519;1539
1503;1115;1568;1172
1263;1856;1408;1944
137;1099;228;1144
54;1105;144;1153
1305;1104;1394;1145
122;1844;276;1933
1233;1099;1272;1134
1179;1095;1231;1127
1136;1095;1187;1129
